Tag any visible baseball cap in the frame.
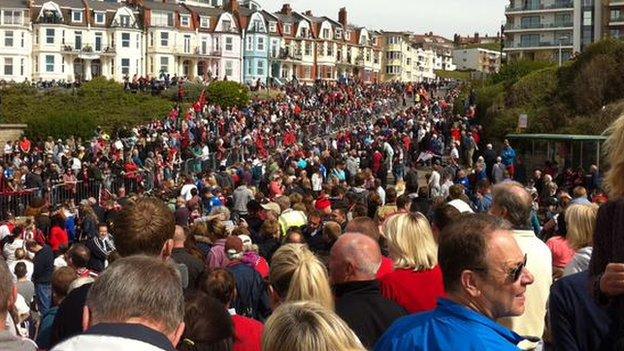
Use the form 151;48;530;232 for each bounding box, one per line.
261;202;281;215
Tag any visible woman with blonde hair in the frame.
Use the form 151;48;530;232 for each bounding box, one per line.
379;212;445;313
262;301;365;351
590;113;624;347
268;243;334;310
563;204;598;276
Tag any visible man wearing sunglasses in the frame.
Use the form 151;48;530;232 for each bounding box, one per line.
489;182;552;340
375;214;535;351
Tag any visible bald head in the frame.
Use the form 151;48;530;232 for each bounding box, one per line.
491;182;533;229
329;233;382;285
172;225;186;248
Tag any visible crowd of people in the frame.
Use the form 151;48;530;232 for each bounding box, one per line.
0;75;622;351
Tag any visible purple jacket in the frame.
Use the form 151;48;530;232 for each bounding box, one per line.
208;239;229;269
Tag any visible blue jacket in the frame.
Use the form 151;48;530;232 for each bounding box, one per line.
375;298;524;351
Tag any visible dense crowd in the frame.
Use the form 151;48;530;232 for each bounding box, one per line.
0;77;621;351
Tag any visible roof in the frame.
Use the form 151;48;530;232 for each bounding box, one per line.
272;12;295;23
1;0;28;8
32;0;85;8
184;4;222;16
506;134;607;142
87;0;127;11
143;0;187;12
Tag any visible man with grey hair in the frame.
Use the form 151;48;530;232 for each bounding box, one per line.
329;233;406;349
489;181;552;339
0;258;37;351
51;255;185;351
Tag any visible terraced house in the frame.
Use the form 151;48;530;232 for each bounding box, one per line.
0;0;449;84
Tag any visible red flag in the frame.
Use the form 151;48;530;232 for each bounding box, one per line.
194;89;207;112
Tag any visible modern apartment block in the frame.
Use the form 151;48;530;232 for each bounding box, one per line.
503;0;618;62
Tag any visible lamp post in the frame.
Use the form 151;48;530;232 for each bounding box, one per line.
558;36;569;67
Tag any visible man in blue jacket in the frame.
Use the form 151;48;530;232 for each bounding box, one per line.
376;214;535;351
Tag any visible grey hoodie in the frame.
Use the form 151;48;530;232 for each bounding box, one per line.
0;330;37;351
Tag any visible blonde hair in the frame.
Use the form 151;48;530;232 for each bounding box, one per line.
383;212;438;271
262;301;365;351
565;204;598;250
269;244;334;310
604;113;624;199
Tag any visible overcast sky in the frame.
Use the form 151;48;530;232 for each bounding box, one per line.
254;0;508;38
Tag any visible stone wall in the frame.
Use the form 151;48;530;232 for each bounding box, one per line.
0;124;26;154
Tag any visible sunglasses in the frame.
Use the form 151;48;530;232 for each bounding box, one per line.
508;254;528;283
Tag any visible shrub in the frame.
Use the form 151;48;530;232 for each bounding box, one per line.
206;81;250;109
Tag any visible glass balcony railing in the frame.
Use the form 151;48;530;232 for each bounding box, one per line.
505;40;572;48
505;2;573;12
610;16;624;22
504;22;573;30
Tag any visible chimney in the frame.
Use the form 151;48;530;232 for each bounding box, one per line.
304;10;312;16
474;32;479;40
228;0;239;13
281;3;292;15
338;7;347;27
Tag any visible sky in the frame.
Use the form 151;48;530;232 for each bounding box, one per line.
253;0;508;39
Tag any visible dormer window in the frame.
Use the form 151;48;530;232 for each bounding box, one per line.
283;23;291;34
72;10;83;23
269;21;277;32
345;30;351;40
322;28;330;39
180;15;190;27
335;28;342;39
94;12;105;25
222;19;232;31
200;16;210;28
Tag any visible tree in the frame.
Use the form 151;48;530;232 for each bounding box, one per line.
206;81;250;109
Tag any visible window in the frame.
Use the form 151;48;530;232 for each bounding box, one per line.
160;56;169;73
95;32;102;51
3;10;22;25
160;32;169;46
120;15;131;27
225;37;233;51
322;28;330;39
225;60;233;77
46;29;55;45
345;30;351;40
121;58;130;75
72;10;82;23
61;30;65;44
20;58;24;75
200;16;210;28
327;43;333;56
180;15;190;27
121;33;130;47
247;62;252;75
184;35;191;53
61;57;64;73
257;37;264;51
136;34;140;49
95;12;105;24
269;21;277;32
305;42;311;56
257;60;264;75
201;37;208;54
252;19;263;32
45;55;54;72
75;31;82;49
385;65;400;74
20;32;24;47
388;36;399;44
149;32;154;47
4;31;13;47
246;36;253;51
222;20;232;31
151;11;173;27
4;58;13;75
283;24;291;34
584;11;592;25
611;10;622;21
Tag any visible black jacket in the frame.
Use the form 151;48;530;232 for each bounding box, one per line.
171;248;205;290
32;245;54;284
334;280;406;349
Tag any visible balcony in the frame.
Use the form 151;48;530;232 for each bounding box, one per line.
505;2;573;14
610;15;624;25
504;22;573;32
276;48;302;61
504;40;573;50
38;12;63;24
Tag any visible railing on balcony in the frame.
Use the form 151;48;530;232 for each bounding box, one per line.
504;22;573;30
505;2;573;12
611;15;624;23
277;48;302;60
111;20;138;28
505;40;573;48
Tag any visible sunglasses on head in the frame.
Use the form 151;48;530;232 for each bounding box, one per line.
508;254;528;283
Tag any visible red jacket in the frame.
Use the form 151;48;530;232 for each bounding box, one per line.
376;256;394;279
49;226;69;253
232;314;263;351
380;266;446;314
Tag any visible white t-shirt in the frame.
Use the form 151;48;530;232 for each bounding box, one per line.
180;184;197;201
8;259;33;281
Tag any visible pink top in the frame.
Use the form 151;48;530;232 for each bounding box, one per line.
546;236;576;268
